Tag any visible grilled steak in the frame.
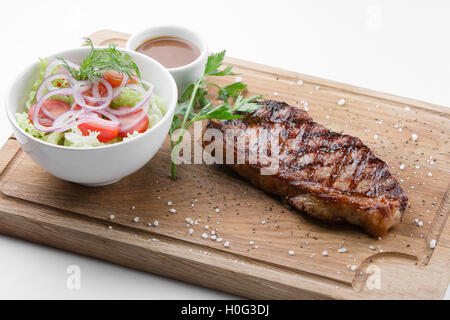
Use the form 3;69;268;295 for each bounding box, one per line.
204;100;408;237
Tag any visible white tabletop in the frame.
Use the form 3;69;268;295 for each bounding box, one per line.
0;0;448;299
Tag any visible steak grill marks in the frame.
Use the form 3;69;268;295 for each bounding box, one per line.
231;101;404;201
205;100;408;236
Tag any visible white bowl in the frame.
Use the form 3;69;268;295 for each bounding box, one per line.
126;26;208;98
5;47;178;186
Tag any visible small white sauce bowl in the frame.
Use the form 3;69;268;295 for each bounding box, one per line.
126;26;208;98
5;46;177;186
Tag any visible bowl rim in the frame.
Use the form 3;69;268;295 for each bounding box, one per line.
5;46;178;152
126;25;208;73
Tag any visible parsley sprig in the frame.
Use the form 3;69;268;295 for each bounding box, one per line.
170;51;262;179
58;38;140;82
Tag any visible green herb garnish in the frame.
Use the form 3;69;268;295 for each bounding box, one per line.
170;50;262;179
57;38;140;82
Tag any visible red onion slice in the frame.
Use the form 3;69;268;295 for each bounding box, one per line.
83;82;110;104
95;109;120;125
72;79;113;111
45;58;79;79
44;59;79;91
51;110;119;133
111;74;129;100
32;88;74;132
125;83;146;94
36;73;69;102
118;101;150;134
91;81;102;99
91;74;128;102
106;83;154;116
53;109;85;128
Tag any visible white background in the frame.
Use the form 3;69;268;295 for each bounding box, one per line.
0;0;448;299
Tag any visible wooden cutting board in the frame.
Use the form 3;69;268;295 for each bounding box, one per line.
0;29;448;300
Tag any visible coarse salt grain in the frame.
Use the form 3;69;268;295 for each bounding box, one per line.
337;98;346;106
169;208;176;213
153;220;159;226
288;250;295;256
133;217;139;223
429;239;437;249
216;237;223;243
373;134;379;140
261;220;266;225
350;265;357;271
223;241;230;248
249;241;255;245
337;248;348;253
167;201;173;206
109;215;115;220
411;134;418;141
201;233;208;239
215;208;220;213
428;172;433;177
399;164;405;170
189;228;194;235
322;250;328;256
417;221;424;227
297;79;303;85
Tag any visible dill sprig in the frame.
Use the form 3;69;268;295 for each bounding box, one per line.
57;38;140;82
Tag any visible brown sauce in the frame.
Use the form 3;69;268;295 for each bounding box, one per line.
136;36;200;68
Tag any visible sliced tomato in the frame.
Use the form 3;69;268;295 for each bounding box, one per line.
28;99;71;127
117;107;149;137
78;114;120;143
104;71;137;88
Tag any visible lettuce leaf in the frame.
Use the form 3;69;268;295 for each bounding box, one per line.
15;112;46;140
110;87;142;108
64;128;105;148
26;58;48;110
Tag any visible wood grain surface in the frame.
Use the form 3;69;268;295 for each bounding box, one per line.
0;30;448;299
